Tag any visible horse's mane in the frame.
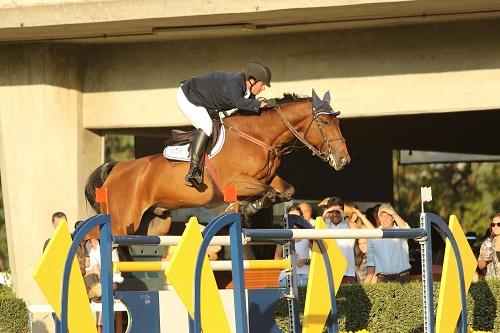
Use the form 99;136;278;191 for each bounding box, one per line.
229;93;311;118
276;93;311;105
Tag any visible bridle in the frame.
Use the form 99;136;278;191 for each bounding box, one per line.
224;101;346;167
275;104;346;166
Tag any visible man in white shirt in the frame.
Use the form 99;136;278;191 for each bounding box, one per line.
365;203;411;283
323;197;359;284
297;202;316;226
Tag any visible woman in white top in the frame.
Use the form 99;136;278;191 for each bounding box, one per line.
275;207;311;287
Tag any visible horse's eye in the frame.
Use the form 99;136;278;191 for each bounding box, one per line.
321;120;329;125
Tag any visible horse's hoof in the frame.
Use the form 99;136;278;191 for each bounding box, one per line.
241;204;257;216
282;188;295;201
265;190;277;199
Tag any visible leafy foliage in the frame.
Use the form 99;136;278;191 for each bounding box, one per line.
275;280;500;332
0;284;13;297
395;161;500;236
104;134;134;162
0;295;29;333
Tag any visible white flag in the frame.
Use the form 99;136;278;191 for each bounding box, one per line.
421;186;432;203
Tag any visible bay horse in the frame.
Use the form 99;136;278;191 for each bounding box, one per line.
85;90;350;236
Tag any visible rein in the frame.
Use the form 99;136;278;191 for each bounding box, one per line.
225;125;274;152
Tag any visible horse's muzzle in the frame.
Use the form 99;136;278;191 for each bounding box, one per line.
329;153;350;171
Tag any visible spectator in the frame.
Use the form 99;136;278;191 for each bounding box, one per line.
276;207;311;287
477;213;500;279
73;221;104;301
76;221;122;333
42;211;67;332
86;238;101;277
84;238;123;288
372;204;381;227
43;211;67;251
286;205;303;218
365;203;411;283
74;221;90;277
297;202;316;226
344;202;375;229
317;197;332;214
354;238;368;283
323;197;358;284
364;207;377;227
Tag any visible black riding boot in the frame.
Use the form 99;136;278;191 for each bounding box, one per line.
185;129;209;189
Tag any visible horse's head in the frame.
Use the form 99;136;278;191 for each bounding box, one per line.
298;89;350;170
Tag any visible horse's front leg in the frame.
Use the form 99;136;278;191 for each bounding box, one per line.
269;176;295;202
232;175;278;216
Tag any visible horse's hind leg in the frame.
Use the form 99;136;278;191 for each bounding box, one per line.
136;207;172;236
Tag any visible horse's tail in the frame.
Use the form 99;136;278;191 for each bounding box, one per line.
85;161;118;213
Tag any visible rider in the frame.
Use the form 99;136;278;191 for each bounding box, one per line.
177;61;277;189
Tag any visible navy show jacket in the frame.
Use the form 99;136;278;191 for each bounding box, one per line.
181;71;261;118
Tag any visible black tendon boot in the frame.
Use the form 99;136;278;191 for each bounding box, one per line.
185;129;209;189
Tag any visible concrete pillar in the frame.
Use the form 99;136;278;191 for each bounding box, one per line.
0;43;102;331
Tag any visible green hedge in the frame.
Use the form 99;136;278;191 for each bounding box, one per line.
275;280;500;332
0;285;29;333
1;280;500;333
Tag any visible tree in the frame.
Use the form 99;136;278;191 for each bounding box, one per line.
395;161;500;236
105;135;134;162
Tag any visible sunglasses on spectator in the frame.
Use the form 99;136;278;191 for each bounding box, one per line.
491;222;500;227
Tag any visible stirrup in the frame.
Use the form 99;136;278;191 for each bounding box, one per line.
185;168;203;188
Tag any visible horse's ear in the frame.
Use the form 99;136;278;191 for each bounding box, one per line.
323;91;331;104
312;89;320;104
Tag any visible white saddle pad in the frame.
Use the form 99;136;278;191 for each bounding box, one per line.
163;125;226;162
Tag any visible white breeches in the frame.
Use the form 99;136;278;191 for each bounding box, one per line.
176;87;213;136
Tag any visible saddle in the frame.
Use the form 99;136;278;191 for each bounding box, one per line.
170;120;221;153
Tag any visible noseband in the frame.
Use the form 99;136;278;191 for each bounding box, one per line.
276;105;346;165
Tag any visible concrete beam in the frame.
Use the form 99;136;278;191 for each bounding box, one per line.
81;18;500;129
1;0;500;42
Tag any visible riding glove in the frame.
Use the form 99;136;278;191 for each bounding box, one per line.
264;98;278;108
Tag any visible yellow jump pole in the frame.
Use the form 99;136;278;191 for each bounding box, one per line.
113;259;290;272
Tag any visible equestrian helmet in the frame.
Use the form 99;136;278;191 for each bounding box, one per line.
244;61;272;87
